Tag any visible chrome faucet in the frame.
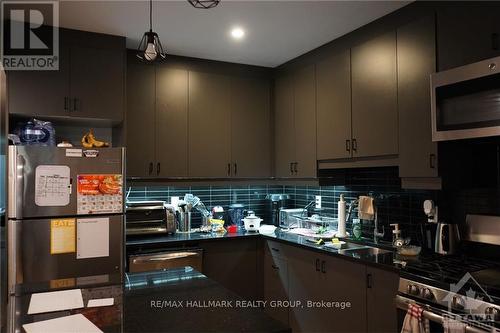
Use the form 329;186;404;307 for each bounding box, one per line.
346;199;359;224
373;209;385;244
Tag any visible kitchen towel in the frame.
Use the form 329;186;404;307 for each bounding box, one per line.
358;196;375;220
443;317;466;333
401;303;430;333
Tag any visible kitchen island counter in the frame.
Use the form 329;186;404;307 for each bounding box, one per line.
10;268;290;333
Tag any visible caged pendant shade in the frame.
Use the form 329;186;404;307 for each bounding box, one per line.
137;0;166;62
188;0;220;9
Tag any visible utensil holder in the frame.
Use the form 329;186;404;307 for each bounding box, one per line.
178;212;191;233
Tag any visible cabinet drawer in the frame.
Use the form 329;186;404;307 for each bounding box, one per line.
264;240;290;259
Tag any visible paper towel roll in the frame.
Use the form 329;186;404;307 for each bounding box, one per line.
337;195;347;237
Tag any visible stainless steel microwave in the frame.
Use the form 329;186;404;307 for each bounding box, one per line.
431;56;500;141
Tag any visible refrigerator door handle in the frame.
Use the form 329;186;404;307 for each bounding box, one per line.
8;146;25;219
8;220;22;294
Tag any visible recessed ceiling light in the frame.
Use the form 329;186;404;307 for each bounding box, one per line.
231;27;245;40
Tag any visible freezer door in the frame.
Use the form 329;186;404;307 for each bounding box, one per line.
8;215;123;293
8;146;125;219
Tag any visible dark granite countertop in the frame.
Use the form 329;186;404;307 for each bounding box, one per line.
11;267;290;333
126;228;403;272
126;229;260;247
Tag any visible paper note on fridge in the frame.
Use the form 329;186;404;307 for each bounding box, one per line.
27;289;83;315
87;297;114;308
77;217;109;259
22;314;103;333
34;165;71;207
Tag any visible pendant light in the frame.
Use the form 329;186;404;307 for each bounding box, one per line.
188;0;220;9
137;0;166;62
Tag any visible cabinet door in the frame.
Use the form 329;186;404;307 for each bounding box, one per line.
288;249;320;333
398;15;438;178
366;267;398;333
293;65;317;178
274;74;295;178
188;71;231;177
126;58;155;177
230;77;271;178
7;46;70;117
351;31;398;158
319;254;367;333
316;50;352;160
202;238;258;300
437;4;500;71
156;66;188;177
70;46;124;121
264;253;289;325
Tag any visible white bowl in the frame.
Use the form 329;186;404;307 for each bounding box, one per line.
259;224;277;234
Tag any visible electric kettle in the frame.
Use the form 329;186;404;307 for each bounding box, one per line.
435;222;460;255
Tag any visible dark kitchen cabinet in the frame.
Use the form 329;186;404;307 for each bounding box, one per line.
293;64;317;178
288;248;367;333
69;46;124;121
316;49;352;160
230;76;271;178
155;66;188;177
126;59;188;178
126;58;156;178
188;71;231;178
274;64;316;178
274;74;295;178
7;46;70;117
263;241;292;325
7;29;125;121
351;31;398;158
201;238;259;300
437;3;500;71
366;266;399;333
397;15;439;180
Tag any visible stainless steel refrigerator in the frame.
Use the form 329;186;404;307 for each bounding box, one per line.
7;146;125;294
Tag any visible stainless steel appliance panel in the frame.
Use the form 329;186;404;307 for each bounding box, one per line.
8;146;124;219
431;55;500;141
8;215;123;292
129;249;202;273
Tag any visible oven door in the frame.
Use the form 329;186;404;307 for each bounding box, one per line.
431;55;500;141
396;295;495;333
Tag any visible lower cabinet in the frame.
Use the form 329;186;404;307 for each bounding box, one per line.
263;240;399;333
201;238;259;300
366;266;399;333
288;248;367;333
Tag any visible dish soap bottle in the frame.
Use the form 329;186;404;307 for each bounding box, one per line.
352;218;362;240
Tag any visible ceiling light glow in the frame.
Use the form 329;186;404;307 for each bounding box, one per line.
231;27;245;40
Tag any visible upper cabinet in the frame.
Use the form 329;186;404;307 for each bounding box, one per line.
230;76;271;178
126;57;156;178
397;15;439;180
351;31;398;158
316;49;351;160
437;3;500;71
156;66;189;177
8;29;125;122
188;71;232;178
274;64;317;178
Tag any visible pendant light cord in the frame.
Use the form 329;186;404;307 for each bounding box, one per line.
149;0;152;31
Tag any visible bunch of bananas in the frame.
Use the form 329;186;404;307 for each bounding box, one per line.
81;130;110;148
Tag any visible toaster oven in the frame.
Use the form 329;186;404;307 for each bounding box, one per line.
279;208;306;229
126;201;176;236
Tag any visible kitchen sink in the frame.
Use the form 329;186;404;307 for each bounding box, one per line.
339;246;393;256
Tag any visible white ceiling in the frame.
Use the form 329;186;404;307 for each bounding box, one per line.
59;0;411;67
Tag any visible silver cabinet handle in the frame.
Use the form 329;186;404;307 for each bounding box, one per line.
352;139;357;152
429;154;436;169
293;162;298;174
234;163;237;176
227;163;231;176
156;162;160;175
346;139;351;152
148;162;153;175
290;162;293;175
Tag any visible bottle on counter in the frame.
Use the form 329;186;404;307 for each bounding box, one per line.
352;218;362;240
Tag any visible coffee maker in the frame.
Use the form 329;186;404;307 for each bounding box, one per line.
265;194;292;226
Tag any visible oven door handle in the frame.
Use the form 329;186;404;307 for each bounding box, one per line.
131;251;201;263
395;295;493;333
